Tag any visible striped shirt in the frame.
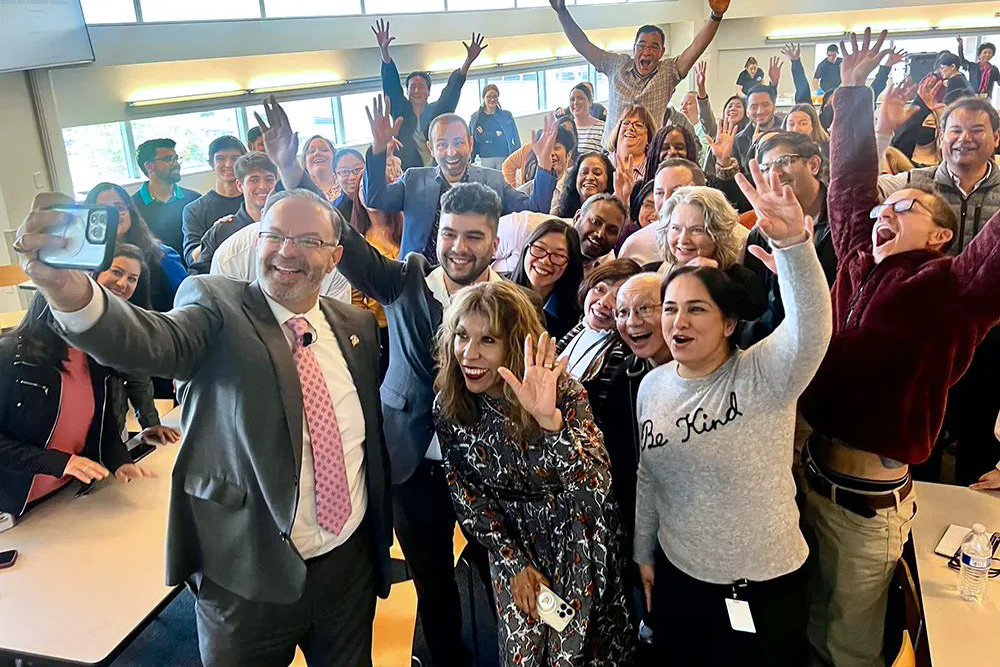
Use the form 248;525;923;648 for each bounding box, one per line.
596;52;681;144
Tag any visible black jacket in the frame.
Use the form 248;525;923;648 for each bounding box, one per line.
0;336;131;516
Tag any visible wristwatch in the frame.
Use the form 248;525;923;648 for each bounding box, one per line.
710;11;724;21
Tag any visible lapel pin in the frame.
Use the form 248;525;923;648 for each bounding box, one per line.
350;334;360;347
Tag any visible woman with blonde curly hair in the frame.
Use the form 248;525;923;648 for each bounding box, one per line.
655;186;767;319
432;281;633;667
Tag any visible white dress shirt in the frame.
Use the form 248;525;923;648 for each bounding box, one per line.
492;211;571;274
210;221;352;304
53;280;368;560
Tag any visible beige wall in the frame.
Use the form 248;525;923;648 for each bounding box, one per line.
0;72;50;311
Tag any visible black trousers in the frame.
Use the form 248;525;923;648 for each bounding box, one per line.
192;524;376;667
651;547;809;667
393;458;492;667
952;333;1000;486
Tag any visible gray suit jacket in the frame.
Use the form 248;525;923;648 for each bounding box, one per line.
61;276;392;603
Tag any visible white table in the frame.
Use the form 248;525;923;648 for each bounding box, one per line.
911;481;1000;667
0;409;182;666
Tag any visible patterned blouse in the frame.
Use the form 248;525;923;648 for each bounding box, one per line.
433;377;634;666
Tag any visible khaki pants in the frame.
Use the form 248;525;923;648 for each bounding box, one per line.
803;484;917;667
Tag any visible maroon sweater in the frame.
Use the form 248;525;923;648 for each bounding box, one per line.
800;86;1000;464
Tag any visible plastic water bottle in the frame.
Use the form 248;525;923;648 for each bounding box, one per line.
958;523;992;602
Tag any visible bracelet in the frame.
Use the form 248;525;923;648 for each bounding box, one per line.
710;11;724;22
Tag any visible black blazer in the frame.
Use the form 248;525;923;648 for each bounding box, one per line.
60;277;392;603
0;335;131;516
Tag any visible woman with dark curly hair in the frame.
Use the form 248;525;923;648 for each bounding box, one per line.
433;281;634;667
642;124;700;187
553;151;614;219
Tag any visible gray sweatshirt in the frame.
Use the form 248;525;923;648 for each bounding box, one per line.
634;239;832;584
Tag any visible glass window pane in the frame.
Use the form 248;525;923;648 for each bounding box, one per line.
63;123;131;195
131;109;241;174
263;0;361;17
544;64;590;110
364;0;444;14
246;98;337;151
339;92;376;146
484;73;539;116
448;0;513;8
80;0;136;23
139;0;260;22
595;72;609;102
451;79;483;125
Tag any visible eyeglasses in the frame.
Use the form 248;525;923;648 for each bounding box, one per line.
759;154;804;172
621;120;647;130
869;198;932;219
527;243;569;267
336;166;364;178
615;303;662;321
257;231;336;251
154;155;182;164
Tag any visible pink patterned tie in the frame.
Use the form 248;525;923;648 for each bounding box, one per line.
286;317;351;534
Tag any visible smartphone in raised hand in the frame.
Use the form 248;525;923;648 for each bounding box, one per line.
38;204;119;271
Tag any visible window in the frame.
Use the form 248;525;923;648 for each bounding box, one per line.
263;0;362;17
595;72;610;102
338;92;376;146
139;0;261;22
247;98;338;150
130;109;242;173
63;123;131;194
447;79;483;124
484;73;539;115
544;65;590;109
516;0;568;5
80;0;136;23
448;0;514;9
364;0;445;14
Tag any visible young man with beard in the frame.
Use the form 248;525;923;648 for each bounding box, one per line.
191;151;278;274
551;0;731;143
131;138;200;261
575;193;628;275
15;188;393;667
363;95;558;263
256;96;507;667
183;135;247;267
738;132;837;347
797;29;1000;667
734;86;785;171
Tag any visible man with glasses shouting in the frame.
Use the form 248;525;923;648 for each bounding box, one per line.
132;138;200;263
795;29;1000;667
550;0;731;144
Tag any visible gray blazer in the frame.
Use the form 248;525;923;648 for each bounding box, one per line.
61;276;392;603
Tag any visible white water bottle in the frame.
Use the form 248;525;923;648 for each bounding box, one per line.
958;523;992;602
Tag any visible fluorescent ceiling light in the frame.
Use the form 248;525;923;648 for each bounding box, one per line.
767;25;846;40
251;80;343;94
128;89;246;107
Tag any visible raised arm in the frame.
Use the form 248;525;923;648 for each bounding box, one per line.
675;0;730;79
362;95;407;212
735;161;832;401
782;44;813;104
694;62;718;137
458;33;486;77
500;114;558;214
549;0;610;68
828;29;890;260
956;36;975;70
952;212;1000;316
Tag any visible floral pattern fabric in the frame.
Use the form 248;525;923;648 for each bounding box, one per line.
433;377;635;666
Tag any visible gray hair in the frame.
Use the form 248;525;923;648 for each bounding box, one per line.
656;186;741;269
579;192;628;221
262;188;343;244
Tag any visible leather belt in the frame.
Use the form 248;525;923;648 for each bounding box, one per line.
802;444;912;519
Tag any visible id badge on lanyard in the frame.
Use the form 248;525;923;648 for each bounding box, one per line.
725;579;756;633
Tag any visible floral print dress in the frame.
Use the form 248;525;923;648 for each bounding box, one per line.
433;377;635;666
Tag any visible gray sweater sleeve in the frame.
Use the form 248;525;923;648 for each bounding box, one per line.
634;449;660;565
745;236;832;404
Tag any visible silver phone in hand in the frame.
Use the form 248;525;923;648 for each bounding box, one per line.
38;204;119;271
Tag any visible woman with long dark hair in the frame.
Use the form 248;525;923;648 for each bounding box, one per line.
510;218;584;339
300;134;341;202
642;124;700;188
554;151;614;219
432;281;634;666
0;293;153;517
85;182;187;313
